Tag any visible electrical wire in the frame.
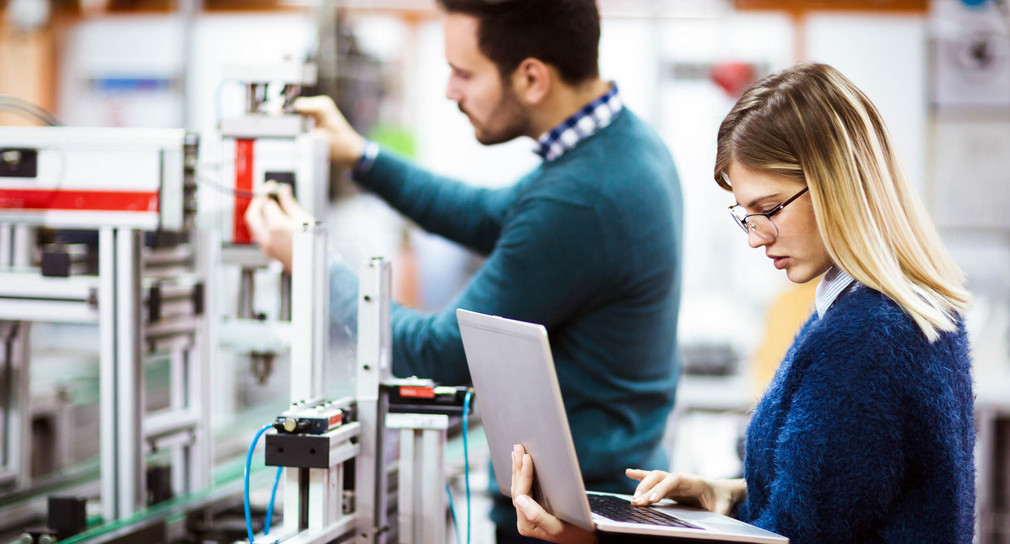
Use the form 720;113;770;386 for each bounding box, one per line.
196;172;260;199
446;483;462;544
0;95;63;126
462;390;474;544
0;96;63;124
196;172;291;201
0;103;60;126
248;395;473;544
264;466;283;535
244;423;275;544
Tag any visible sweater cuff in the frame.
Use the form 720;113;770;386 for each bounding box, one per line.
352;140;380;178
351;145;414;197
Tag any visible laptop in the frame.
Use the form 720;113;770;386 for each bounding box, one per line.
456;309;789;543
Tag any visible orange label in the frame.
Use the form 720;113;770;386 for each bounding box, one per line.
399;386;435;399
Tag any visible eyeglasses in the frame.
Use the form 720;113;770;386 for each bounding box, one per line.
728;187;809;243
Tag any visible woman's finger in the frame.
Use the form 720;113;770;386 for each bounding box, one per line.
631;470;668;501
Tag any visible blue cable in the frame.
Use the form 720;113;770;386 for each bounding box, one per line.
462;390;473;544
244;424;275;544
264;466;283;535
245;393;474;544
445;483;461;544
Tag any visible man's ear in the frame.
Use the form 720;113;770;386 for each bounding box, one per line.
512;58;552;105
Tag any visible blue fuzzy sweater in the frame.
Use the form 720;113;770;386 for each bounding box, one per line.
737;284;975;543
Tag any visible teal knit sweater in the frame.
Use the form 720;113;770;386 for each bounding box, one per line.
329;108;683;510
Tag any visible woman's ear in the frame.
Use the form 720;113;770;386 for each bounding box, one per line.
511;57;551;105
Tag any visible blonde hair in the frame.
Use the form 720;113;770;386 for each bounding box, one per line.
714;62;969;342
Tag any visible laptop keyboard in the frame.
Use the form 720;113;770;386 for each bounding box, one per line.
587;493;703;530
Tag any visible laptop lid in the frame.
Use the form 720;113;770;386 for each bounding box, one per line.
456;308;596;531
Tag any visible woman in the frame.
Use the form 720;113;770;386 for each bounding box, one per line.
510;62;975;544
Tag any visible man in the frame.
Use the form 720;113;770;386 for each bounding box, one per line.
245;1;683;541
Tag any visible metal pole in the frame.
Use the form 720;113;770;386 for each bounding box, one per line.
115;229;144;517
290;222;327;403
98;227;119;518
191;232;213;494
0;224;11;267
0;321;29;491
356;258;392;544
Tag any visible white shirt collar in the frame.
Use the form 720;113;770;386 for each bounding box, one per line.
815;266;858;318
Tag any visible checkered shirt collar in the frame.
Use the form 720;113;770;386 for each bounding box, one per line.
533;83;623;162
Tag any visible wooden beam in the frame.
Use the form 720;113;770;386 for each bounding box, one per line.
0;23;58;126
735;0;928;15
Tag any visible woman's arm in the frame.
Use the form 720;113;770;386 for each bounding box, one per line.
509;444;750;544
625;470;746;515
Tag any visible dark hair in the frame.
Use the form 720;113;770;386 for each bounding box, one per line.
436;0;601;86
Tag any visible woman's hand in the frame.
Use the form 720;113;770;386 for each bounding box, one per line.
625;469;746;516
511;444;597;544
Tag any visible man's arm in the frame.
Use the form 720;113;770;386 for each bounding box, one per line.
246;96;519;267
328;192;616;386
297;94;524;254
353;149;527;255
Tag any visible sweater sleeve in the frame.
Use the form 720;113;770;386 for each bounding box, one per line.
354;147;527;254
746;321;910;542
328;189;615;386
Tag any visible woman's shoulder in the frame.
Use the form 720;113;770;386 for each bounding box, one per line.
822;285;931;340
801;285;967;372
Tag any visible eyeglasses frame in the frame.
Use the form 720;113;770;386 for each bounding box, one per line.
728;186;809;238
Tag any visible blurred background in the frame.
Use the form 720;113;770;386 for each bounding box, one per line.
1;0;1009;542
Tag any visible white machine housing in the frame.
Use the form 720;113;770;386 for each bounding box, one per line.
213;60;328;245
0;127;194;231
215;132;329;245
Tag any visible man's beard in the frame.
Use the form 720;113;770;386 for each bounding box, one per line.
465;85;531;146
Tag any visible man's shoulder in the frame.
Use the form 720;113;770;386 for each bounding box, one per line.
541;112;673;177
514;108;678;214
590;107;657;145
576;109;675;175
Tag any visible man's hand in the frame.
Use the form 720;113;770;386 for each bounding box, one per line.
292;96;367;168
244;181;315;272
511;445;597;544
625;469;745;516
